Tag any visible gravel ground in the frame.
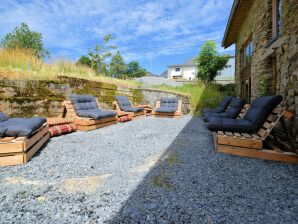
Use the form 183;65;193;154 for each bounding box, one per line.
0;116;297;223
134;77;183;87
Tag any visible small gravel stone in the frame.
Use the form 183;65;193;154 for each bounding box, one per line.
0;116;297;223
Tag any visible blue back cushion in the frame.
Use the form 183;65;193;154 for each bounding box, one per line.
0;112;9;122
70;94;99;113
244;95;282;132
225;97;244;118
160;98;178;110
115;96;132;110
217;96;234;111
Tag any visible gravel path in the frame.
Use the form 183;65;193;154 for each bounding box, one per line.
134;77;183;87
0;116;297;223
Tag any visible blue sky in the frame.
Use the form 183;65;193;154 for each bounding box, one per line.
0;0;235;75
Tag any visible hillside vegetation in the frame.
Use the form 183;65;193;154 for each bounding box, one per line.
0;49;138;88
150;83;236;115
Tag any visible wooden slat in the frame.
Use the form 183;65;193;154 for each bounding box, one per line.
241;133;252;139
24;125;49;151
224;132;234;136
257;128;268;138
0;154;24;166
217;145;298;164
267;115;278;122
272;108;283;114
262;122;272;129
217;135;263;149
0;137;16;143
24;133;50;162
218;131;224;135
76;120;117;131
234;133;241;137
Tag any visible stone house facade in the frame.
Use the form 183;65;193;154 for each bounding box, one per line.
222;0;298;139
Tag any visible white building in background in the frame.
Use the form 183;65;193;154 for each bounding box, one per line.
167;56;235;80
167;64;197;80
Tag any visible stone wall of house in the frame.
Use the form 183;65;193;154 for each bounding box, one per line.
0;76;191;117
235;0;298;139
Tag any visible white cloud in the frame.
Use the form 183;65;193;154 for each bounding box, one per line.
0;0;234;62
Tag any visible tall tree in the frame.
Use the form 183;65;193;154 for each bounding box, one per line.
0;22;49;58
109;51;126;77
76;55;91;67
195;41;229;83
88;34;116;75
126;61;147;78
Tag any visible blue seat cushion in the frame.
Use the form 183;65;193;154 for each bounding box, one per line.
203;97;244;122
0;112;9;122
156;98;178;113
202;96;234;114
0;117;46;137
76;108;116;119
121;106;144;112
207;117;254;133
70;94;116;119
115;96;144;112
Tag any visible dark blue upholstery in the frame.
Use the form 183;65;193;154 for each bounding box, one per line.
0;112;9;122
0;126;8;137
115;96;144;112
203;97;244;122
0;117;46;137
207;95;283;133
76;108;116;119
155;98;178;113
207;117;253;133
202;96;234;114
70;94;117;119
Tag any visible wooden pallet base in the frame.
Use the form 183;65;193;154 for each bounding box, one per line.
0;126;50;166
213;133;298;164
75;120;117;131
152;112;182;118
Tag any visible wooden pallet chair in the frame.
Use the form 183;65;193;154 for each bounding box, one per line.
63;96;117;131
112;96;145;118
0;123;50;166
152;98;182;118
213;107;298;163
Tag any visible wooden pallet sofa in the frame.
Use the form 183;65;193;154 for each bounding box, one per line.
152;98;182;118
63;94;117;131
113;96;145;118
0;112;50;166
207;95;298;164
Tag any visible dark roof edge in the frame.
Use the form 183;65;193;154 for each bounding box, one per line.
222;0;240;48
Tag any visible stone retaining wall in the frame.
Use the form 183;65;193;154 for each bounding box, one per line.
139;89;191;115
0;76;191;117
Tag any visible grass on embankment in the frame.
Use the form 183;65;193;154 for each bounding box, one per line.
0;48;138;88
149;83;236;115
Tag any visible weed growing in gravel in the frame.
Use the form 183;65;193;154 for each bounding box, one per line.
152;173;172;190
166;153;181;167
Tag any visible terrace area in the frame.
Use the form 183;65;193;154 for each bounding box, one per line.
0;116;297;223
